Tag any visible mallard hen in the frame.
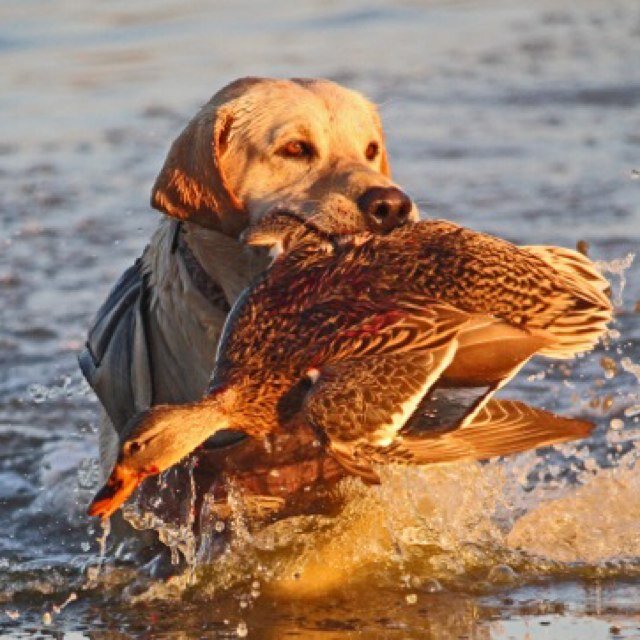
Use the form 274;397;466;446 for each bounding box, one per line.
88;213;612;518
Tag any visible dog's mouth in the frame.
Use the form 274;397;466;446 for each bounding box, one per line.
242;208;347;259
243;195;417;259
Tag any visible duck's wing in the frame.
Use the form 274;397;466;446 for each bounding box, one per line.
304;343;459;483
522;245;610;305
402;317;553;444
442;317;553;385
362;398;593;466
302;306;592;481
520;245;612;358
302;303;474;481
314;302;471;363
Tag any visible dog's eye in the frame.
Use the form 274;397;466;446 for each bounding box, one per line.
279;140;315;160
365;141;379;161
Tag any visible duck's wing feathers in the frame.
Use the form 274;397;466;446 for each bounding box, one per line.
303;303;473;477
522;245;611;306
521;245;612;358
314;302;471;363
303;304;535;480
302;303;593;480
304;341;460;483
367;398;594;466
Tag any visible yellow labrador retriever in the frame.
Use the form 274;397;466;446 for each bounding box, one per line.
80;77;417;519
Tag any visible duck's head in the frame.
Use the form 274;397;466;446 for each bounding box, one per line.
242;209;349;259
88;406;205;519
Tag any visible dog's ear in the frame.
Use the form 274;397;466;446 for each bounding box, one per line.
151;78;264;235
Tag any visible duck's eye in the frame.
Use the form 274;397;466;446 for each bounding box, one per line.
365;141;379;161
278;140;315;160
126;440;143;455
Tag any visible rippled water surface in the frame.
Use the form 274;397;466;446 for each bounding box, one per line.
1;0;640;637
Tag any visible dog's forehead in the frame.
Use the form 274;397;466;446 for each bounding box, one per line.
311;82;380;137
242;79;380;142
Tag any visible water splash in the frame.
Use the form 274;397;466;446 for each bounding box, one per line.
122;459;199;575
596;253;635;307
621;358;640;384
40;592;78;626
52;592;77;615
97;518;111;561
25;373;91;404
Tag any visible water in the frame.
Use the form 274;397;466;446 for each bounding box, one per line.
1;0;640;637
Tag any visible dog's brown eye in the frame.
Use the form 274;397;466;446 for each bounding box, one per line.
365;141;379;161
279;140;314;159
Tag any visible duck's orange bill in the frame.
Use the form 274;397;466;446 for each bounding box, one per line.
87;465;140;520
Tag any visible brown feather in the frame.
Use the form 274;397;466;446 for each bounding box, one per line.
375;399;594;465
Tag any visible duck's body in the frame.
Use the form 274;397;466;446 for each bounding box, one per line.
89;218;612;518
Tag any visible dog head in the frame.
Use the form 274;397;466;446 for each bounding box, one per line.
151;77;418;237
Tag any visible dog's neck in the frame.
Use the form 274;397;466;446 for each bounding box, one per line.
141;219;269;407
181;221;269;307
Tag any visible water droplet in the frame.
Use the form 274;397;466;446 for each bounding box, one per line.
77;458;100;489
584;458;599;472
596;253;635;306
624;405;640;418
621;357;640;383
27;383;49;403
236;621;248;637
423;578;443;593
86;565;99;583
600;357;617;379
488;564;518;584
576;239;589;255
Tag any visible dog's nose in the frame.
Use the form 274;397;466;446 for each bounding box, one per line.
357;186;413;233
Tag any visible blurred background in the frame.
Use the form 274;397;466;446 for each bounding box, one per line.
1;0;639;637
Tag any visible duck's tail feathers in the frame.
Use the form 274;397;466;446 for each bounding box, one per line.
391;399;594;465
524;245;611;306
524;245;613;358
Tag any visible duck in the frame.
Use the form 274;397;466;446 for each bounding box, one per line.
88;211;612;519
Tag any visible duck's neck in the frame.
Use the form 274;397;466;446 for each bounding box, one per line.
141;386;239;471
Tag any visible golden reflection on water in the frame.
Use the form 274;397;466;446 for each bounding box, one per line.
82;582;640;639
